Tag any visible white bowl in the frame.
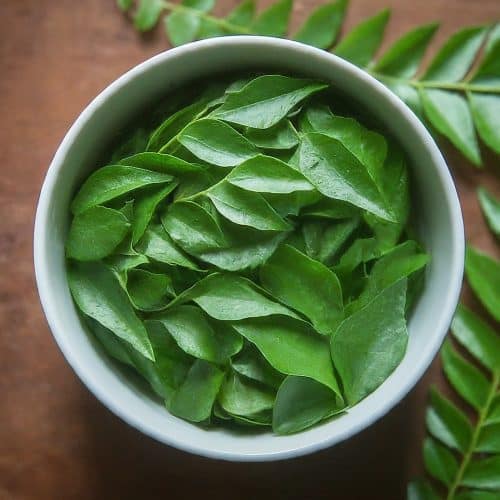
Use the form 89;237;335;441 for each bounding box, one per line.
34;36;464;461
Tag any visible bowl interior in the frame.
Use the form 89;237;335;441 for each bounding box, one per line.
35;37;464;461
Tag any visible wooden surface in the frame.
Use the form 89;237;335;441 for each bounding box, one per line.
1;1;499;499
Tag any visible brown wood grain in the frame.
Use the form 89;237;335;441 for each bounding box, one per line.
0;1;499;499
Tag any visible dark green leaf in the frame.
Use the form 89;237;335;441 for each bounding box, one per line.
66;206;130;261
333;237;380;275
68;262;154;360
331;279;408;405
334;9;390;67
420;89;481;166
71;166;173;214
212;75;327;129
471;24;500;86
232;316;341;393
374;23;439;78
452;304;500;374
178;119;258;166
251;0;292;37
126;269;174;311
426;387;473;452
245;120;299;150
293;0;347;49
260;244;343;334
441;339;490;410
423;26;486;82
155;305;242;363
423;437;459;486
119;152;205;176
462;455;500;490
486;395;500;425
168;359;224;422
207;182;291;231
469;93;500;155
133;0;164;31
466;247;500;321
476;423;500;453
301;198;360;219
273;376;342;435
407;479;440;500
456;491;500;500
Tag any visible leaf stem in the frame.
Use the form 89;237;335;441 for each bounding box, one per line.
369;71;500;94
445;372;500;500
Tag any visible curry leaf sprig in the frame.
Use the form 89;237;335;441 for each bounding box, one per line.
408;247;500;500
117;0;500;168
66;74;428;433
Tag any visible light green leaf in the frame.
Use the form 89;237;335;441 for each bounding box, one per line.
301;198;360;219
462;455;500;490
471;24;500;86
68;262;154;360
211;75;327;129
245;120;299;150
466;247;500;321
251;0;292;37
71;166;173;214
206;182;291;231
426;387;473;452
155;305;242;363
126;269;173;311
423;437;459;486
226;0;255;26
420;89;481;166
423;26;486;81
133;0;164;31
374;23;439;78
66;206;130;261
478;187;500;236
117;0;133;12
260;244;343;335
178;118;258;166
452;304;500;374
273;376;342;434
298;133;394;221
232;316;341;393
441;339;490;410
165;11;201;46
334;9;390;67
486;395;500;425
183;0;214;12
118;151;205;176
168;359;224;422
293;0;347;49
469;94;500;155
331;279;408;405
333;237;381;276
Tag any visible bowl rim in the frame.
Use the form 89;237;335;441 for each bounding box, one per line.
34;35;465;462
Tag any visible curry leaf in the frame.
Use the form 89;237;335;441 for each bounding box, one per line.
423;437;459;486
245;120;299;150
462;456;500;490
250;0;292;37
126;269;174;311
478;187;500;236
226;0;255;26
469;93;500;155
133;0;164;31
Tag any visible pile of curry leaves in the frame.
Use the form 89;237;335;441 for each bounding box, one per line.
66;74;428;433
117;0;500;169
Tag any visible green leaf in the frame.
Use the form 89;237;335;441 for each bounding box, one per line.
423;437;459;486
331;279;408;405
452;304;500;374
466;247;500;321
426;387;473;452
334;9;390;67
165;11;201;46
423;26;486;82
298;133;394;222
374;23;439;78
476;423;500;453
245;120;299;150
171;272;299;321
407;479;440;500
155;305;242;363
218;370;275;417
168;359;224;422
68;261;154;360
136;223;200;270
206;182;291;231
455;491;500;500
227;155;312;194
66;206;130;261
441;339;490;410
183;0;214;12
119;152;205;176
232;316;341;393
117;0;133;12
126;269;174;311
231;344;284;389
71;166;173;214
486;395;500;425
301;198;360;219
273;376;342;434
469;94;500;155
133;0;164;31
333;237;380;276
211;75;327;129
462;455;500;490
251;0;292;37
162;201;227;253
260;244;343;335
420;89;481;166
226;0;255;26
471;24;500;86
293;0;347;49
178;119;258;166
131;182;177;244
478;187;500;236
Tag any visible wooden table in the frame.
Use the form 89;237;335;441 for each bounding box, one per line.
1;1;498;498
